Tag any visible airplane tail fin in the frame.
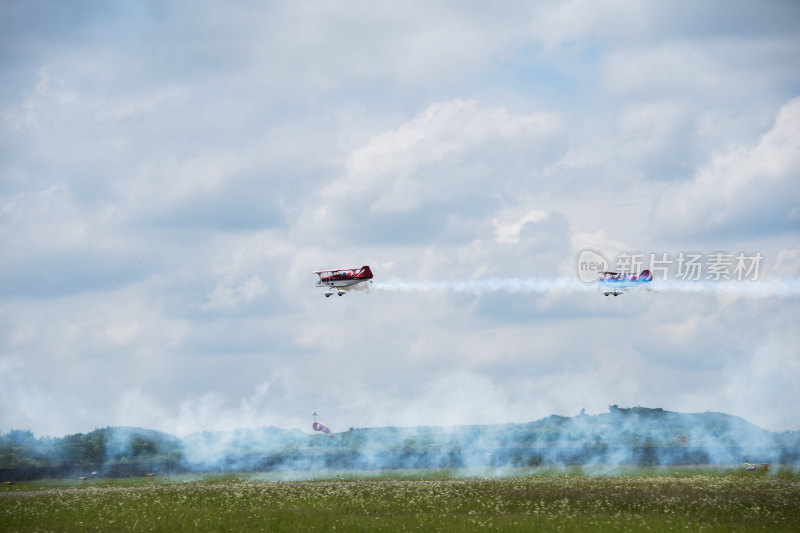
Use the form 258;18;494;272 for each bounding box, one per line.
360;265;373;278
640;269;653;281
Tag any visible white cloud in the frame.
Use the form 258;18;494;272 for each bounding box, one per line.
2;67;77;131
202;276;269;312
529;0;643;53
530;0;800;53
602;39;800;101
1;184;87;248
493;209;549;244
774;245;800;277
251;2;529;88
1;0;799;439
652;97;800;237
293;99;571;248
603;44;734;96
720;333;800;432
95;85;188;122
338;99;565;214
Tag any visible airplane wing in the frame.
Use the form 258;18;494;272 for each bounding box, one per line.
313;266;372;278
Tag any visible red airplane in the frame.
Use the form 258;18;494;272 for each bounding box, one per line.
312;412;334;438
313;265;373;297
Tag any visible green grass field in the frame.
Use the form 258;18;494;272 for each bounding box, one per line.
2;468;799;531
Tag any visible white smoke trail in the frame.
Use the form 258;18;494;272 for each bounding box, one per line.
655;278;800;298
374;277;596;295
372;277;800;298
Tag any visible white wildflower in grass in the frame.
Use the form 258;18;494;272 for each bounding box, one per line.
1;470;799;531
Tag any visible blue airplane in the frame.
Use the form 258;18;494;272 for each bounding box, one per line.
598;269;653;296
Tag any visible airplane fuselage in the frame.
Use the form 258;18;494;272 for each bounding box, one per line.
317;276;369;288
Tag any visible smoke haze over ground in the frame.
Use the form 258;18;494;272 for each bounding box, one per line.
2;407;797;482
1;1;800;439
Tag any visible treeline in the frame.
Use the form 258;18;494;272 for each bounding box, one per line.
0;427;183;481
2;407;799;481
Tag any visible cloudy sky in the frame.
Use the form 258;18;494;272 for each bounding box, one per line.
2;0;799;437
